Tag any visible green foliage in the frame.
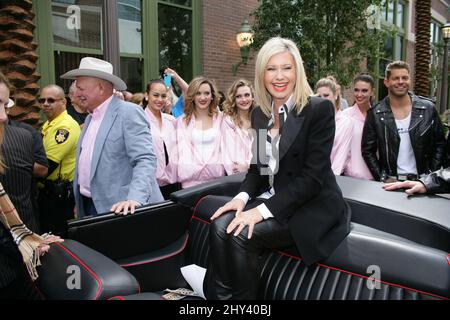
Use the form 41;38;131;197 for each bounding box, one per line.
251;0;388;87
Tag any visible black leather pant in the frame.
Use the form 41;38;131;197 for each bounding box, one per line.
204;198;294;300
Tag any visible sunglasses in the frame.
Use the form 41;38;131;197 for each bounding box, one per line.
38;97;62;104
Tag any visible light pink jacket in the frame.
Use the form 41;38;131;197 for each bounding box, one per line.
145;108;178;186
342;105;374;180
176;112;226;188
221;115;253;175
331;111;353;175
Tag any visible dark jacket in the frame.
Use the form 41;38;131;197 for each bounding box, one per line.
446;134;450;168
362;93;446;182
240;96;350;265
0;223;22;288
421;167;450;194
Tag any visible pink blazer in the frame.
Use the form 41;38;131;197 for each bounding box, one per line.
176;112;226;188
342;105;374;180
145;109;178;186
221;115;253;175
330;111;353;175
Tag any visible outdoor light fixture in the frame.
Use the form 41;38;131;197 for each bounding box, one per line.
232;19;254;76
439;22;450;114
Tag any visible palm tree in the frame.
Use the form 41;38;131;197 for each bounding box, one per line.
413;0;431;97
0;0;40;126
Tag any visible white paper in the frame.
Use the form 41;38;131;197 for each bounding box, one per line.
180;264;207;299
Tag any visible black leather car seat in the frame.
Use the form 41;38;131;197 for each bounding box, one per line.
36;239;140;300
189;195;449;300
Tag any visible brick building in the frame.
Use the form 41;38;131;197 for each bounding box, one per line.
31;0;448;106
32;0;259;95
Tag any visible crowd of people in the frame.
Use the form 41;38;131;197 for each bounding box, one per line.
0;35;449;300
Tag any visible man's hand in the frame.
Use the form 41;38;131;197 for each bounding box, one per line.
383;180;427;195
110;200;141;215
226;207;263;239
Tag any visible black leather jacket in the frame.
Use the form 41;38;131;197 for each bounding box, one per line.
362;93;446;182
421;167;450;193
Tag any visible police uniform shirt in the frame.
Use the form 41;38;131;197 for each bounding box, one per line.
41;110;80;181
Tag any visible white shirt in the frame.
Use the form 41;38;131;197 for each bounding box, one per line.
234;95;295;220
395;113;417;175
191;127;217;162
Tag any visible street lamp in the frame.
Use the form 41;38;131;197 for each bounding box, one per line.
232;19;254;76
439;22;450;114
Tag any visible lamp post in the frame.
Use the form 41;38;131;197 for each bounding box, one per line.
439;22;450;114
232;19;254;76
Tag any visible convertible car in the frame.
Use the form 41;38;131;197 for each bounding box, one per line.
35;174;450;300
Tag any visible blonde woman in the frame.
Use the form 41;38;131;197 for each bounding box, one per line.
315;77;353;175
221;79;255;175
176;77;225;188
205;37;351;299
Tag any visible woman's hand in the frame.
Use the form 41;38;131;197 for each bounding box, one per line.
38;233;64;256
226;207;263;239
232;162;249;174
164;67;179;79
210;198;245;221
383;180;427;195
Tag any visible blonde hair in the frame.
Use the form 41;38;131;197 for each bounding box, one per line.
315;76;341;110
223;79;255;128
385;60;411;79
254;37;313;117
183;77;219;125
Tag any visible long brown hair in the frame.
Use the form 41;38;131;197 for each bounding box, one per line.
183;77;219;125
223;79;255;128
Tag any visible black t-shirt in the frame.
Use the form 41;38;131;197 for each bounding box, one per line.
67;104;88;126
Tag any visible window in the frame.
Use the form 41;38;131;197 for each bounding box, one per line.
376;0;407;100
158;2;193;85
52;0;103;50
118;0;143;93
429;19;443;98
36;0;200;95
51;0;104;90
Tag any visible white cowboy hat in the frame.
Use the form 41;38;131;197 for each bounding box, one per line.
60;57;127;91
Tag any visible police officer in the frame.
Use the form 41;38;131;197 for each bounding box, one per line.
38;85;80;236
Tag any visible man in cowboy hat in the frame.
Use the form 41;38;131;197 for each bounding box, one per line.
61;57;163;217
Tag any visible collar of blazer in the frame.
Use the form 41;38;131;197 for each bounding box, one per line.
88;97;121;180
252;101;307;162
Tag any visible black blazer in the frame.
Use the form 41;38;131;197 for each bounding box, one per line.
239;96;350;265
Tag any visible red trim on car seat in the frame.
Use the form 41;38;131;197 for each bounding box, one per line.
108;296;126;300
275;250;449;300
54;242;104;300
190;196;209;223
120;235;189;268
192;215;211;225
192;211;449;300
